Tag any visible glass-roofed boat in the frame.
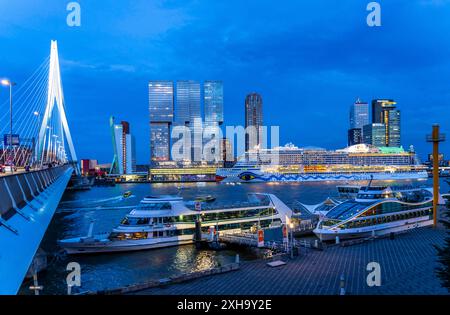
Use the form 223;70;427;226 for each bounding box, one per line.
313;185;443;241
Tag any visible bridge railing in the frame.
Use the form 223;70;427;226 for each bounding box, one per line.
0;164;72;234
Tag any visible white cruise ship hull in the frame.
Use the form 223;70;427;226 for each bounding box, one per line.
58;236;194;254
216;170;428;183
314;216;433;242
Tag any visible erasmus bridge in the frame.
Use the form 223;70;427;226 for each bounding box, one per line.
0;41;78;294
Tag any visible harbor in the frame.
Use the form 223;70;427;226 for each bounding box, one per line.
134;227;448;295
18;178;450;295
2;2;450;306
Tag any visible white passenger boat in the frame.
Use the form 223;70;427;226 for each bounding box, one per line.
313;185;443;241
58;194;292;254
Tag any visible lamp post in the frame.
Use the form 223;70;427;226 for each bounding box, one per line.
1;79;17;173
33;111;40;168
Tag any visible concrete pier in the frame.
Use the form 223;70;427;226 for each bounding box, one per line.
133;227;449;295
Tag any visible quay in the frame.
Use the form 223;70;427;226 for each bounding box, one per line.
132;227;449;295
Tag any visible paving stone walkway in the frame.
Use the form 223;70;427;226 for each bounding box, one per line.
134;227;449;295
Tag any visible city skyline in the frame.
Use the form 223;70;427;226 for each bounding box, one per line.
1;1;450;163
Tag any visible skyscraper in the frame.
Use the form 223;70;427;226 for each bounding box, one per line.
388;109;401;147
112;120;136;174
349;98;369;130
204;81;224;125
371;99;401;147
372;99;395;124
245;93;263;152
149;81;174;162
203;81;224;161
175;80;201;161
363;123;386;147
348;128;362;146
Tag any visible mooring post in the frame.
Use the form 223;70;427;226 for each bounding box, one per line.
235;254;240;264
426;124;445;228
339;274;345;295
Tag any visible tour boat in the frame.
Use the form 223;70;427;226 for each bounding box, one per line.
313;185;443;241
58;193;292;254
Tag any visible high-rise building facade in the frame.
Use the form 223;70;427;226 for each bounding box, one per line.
349;98;369;130
363;123;386;147
371;99;401;147
204;81;224;125
348;128;362;146
175;80;202;161
245;93;264;152
203;81;224;161
112;120;136;174
388;110;401;147
149;81;174;162
220;137;234;166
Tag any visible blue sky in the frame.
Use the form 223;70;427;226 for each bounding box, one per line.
1;0;449;163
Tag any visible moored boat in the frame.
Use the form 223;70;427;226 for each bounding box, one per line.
58;193;292;254
313;185;443;241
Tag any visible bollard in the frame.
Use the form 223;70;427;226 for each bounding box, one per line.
335;236;340;244
235;254;240;264
314;239;319;248
339;274;345;295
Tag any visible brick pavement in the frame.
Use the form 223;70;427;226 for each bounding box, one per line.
134;227;449;295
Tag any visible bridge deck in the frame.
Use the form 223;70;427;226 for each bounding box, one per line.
0;165;73;294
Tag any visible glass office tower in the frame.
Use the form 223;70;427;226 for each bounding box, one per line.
175;81;201;161
149;81;174;162
371;99;401;147
349;98;369;130
245;93;264;152
203;81;224;161
363;123;386;147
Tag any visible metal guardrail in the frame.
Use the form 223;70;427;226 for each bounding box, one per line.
0;165;71;233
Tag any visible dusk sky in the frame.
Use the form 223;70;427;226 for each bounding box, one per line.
1;0;449;164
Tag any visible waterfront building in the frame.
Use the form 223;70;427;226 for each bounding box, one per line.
220;137;234;167
80;159;98;176
149;81;174;162
349;98;369;130
203;81;224;161
388;109;401;147
204;81;224;125
348;128;362;146
363;123;386;147
245;93;264;152
371;99;401;147
175;80;202;161
112;120;136;175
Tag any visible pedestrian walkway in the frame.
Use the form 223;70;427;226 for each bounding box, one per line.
134;227;449;295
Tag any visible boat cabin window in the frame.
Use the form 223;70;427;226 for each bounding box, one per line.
138;202;172;210
121;217;151;225
109;232;148;240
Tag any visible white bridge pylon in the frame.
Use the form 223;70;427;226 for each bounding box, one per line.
37;40;78;173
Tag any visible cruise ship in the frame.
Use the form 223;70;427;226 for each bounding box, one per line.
313;185;442;241
58;193;292;254
216;143;427;183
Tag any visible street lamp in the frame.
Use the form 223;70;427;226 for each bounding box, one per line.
33;111;40;168
1;79;17;173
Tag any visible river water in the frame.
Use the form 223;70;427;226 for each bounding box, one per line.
19;178;449;294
